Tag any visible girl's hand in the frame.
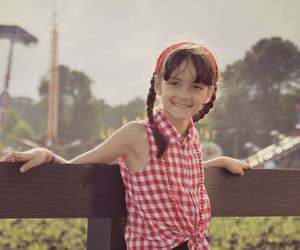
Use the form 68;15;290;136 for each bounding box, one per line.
223;157;252;176
0;147;51;173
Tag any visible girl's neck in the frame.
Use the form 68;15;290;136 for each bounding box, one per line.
162;111;190;138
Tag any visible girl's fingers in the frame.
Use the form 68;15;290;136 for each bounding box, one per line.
20;162;33;173
1;152;21;162
238;162;252;176
246;163;253;169
241;162;252;169
237;167;244;176
0;151;43;173
20;158;43;173
245;160;254;169
1;151;34;163
2;152;10;161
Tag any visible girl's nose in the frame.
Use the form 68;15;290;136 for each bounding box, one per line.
177;86;190;99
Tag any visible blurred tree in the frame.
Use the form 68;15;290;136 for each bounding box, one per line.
3;109;36;151
38;65;108;157
4;66;146;159
10;96;46;139
212;37;300;158
100;97;145;130
242;37;300;132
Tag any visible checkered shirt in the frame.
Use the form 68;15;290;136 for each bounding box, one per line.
119;109;211;249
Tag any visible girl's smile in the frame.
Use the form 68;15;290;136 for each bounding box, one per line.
172;101;192;109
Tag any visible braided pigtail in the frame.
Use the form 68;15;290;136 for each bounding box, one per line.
193;85;217;122
146;76;169;159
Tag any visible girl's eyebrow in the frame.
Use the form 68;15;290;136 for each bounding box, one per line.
169;76;183;81
169;76;202;84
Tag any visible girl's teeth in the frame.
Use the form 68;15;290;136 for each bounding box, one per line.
174;103;188;108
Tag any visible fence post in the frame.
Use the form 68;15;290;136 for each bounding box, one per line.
87;218;126;250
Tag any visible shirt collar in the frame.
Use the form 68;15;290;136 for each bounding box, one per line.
153;109;198;145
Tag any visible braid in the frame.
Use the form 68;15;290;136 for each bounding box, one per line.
193;85;217;122
146;76;169;159
146;76;156;124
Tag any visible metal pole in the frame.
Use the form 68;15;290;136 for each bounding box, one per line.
4;40;14;91
0;40;14;143
47;12;59;150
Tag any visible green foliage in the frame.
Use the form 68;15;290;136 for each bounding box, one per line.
0;217;299;249
0;219;86;250
209;217;300;250
10;97;46;137
99;97;145;130
2;109;37;151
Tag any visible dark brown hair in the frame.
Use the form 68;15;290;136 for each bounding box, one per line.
146;43;219;159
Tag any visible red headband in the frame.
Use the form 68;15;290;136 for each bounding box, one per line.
154;42;218;83
154;42;192;75
200;47;218;83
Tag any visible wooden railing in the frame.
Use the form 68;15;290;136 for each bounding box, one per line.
0;162;299;249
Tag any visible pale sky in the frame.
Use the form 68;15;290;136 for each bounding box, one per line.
0;0;299;106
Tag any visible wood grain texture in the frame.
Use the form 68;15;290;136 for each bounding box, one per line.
0;162;299;218
0;162;126;218
205;168;300;216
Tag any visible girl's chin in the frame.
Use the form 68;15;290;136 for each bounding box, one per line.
167;107;194;120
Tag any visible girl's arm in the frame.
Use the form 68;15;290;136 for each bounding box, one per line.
68;121;140;164
204;156;252;176
0;121;141;173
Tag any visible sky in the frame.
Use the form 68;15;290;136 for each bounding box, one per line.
0;0;299;106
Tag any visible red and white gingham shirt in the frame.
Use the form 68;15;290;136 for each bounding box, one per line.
120;109;211;249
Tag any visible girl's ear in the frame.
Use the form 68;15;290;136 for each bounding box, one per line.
204;86;215;104
154;75;162;95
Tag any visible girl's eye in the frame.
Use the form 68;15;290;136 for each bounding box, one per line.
193;84;203;90
169;81;178;86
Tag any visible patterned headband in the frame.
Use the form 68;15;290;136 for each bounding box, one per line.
154;42;218;83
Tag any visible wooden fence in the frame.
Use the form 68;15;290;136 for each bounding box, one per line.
0;162;299;249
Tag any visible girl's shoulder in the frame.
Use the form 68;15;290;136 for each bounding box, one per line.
120;121;150;171
121;121;148;146
124;120;147;133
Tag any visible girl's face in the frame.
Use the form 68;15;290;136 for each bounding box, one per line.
155;58;214;127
